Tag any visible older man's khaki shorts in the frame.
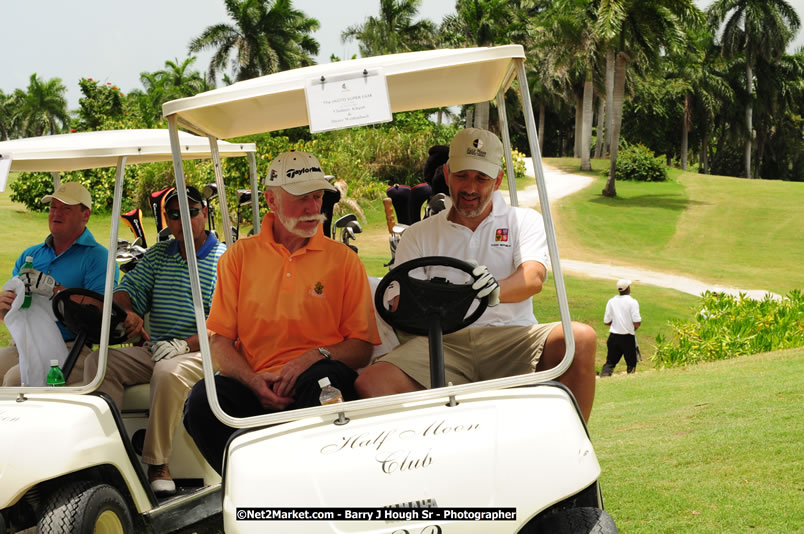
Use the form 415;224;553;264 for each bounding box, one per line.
377;322;560;388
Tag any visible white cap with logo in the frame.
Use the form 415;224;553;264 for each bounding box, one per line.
448;127;504;179
41;182;92;209
264;151;337;196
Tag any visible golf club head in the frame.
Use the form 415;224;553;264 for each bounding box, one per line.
346;220;362;234
202;183;218;201
238;189;252;206
334;213;357;228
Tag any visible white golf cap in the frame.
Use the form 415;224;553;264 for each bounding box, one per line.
264;151;336;196
448;127;503;178
617;279;632;291
41;182;92;209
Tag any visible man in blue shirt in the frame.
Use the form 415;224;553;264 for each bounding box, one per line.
83;186;226;495
0;182;115;385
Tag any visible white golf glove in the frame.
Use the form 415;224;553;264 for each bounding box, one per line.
467;260;500;307
150;339;190;362
19;269;57;297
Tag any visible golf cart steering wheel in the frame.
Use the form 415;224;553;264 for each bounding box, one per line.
375;256;488;337
52;288;129;381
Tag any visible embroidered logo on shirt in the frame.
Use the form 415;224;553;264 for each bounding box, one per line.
312;281;324;296
495;228;509;242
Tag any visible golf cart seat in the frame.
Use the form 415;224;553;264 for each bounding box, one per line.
122;383;152;412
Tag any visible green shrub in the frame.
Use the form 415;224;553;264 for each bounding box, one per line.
652;290;804;367
603;143;667;182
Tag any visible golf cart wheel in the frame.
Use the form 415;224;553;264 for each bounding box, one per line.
524;507;617;534
38;481;133;534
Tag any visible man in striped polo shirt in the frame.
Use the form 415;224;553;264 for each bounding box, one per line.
83;185;225;495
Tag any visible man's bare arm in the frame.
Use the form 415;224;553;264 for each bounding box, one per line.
498;261;546;303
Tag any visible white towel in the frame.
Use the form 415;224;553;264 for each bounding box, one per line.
2;277;68;386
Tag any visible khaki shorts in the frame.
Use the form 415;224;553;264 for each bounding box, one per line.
378;322;559;388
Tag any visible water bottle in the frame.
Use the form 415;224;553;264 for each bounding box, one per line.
46;360;65;387
21;256;34;309
318;377;344;405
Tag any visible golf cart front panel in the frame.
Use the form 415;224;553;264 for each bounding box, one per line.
222;385;600;533
0;393;148;511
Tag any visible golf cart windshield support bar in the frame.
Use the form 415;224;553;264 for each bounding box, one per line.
497;87;519;207
248;152;260;235
168;117;218;400
208;135;234;247
515;60;574;376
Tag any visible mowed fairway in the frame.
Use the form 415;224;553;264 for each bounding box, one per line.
549;159;804;295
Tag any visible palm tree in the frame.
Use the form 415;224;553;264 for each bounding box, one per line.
17;74;69;137
138;57;210;126
707;0;801;178
442;0;527;130
341;0;436;57
188;0;320;84
0;89;24;140
596;0;702;197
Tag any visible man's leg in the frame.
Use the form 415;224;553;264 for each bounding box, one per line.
83;346;153;407
623;335;638;373
143;353;204;465
535;322;597;422
600;334;622;377
0;346;19;384
183;375;264;475
355;361;424;398
2;342;90;386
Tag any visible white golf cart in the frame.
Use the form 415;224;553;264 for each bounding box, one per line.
161;45;616;533
0;129;258;533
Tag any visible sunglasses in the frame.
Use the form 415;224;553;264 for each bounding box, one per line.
165;208;201;220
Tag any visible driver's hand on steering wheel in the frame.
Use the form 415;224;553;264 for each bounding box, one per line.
468;260;501;307
123;310;149;341
247;372;293;411
272;350;319;398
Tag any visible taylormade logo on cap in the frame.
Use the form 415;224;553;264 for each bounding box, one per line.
448;128;503;179
265;151;336;196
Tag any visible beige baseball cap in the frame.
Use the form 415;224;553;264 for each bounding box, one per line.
617;279;632;291
448;128;504;178
264;151;336;196
41;182;92;209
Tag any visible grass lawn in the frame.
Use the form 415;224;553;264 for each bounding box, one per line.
548;158;804;295
590;346;804;533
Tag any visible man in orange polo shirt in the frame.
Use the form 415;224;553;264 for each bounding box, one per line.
183;151;380;474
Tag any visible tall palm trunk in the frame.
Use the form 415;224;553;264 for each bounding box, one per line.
744;57;753;178
581;75;593;171
574;89;583;158
538;102;545;155
474;101;489;130
603;51;627;197
594;97;605;158
681;92;691;170
605;48;615;155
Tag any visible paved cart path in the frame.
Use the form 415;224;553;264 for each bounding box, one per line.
500;159;781;301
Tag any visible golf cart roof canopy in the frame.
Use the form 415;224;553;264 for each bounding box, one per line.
0;129;256;173
162;45;525;139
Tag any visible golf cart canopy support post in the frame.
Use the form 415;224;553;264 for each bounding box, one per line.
161;45;575;429
0;129;255;395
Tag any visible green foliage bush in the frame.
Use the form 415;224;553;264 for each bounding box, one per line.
652;290;804;367
603;143;668;182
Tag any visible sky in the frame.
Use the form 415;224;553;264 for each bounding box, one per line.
3;0;803;111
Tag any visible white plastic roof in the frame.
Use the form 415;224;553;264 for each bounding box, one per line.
0;129;256;173
163;45;525;139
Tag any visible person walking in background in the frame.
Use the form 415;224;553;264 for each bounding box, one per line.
601;279;642;376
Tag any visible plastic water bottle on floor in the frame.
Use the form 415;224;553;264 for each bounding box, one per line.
21;256;34;309
318;377;344;405
46;360;65;387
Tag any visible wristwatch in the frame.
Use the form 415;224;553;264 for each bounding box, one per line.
317;347;332;360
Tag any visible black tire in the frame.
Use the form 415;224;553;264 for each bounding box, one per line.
524;507;618;534
38;481;134;534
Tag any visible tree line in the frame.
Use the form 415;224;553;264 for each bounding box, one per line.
1;0;801;189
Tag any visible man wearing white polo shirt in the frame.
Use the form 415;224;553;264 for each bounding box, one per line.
356;128;597;422
600;279;641;376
